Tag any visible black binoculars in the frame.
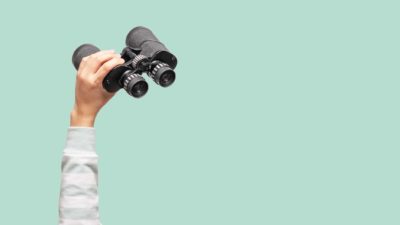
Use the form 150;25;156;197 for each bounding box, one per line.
72;26;178;98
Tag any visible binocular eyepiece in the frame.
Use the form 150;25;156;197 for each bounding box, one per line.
72;26;178;98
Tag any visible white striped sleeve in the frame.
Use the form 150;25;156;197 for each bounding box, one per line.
59;127;102;225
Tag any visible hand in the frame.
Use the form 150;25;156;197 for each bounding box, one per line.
70;50;125;127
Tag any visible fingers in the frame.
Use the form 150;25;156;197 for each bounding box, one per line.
95;56;125;81
79;50;117;75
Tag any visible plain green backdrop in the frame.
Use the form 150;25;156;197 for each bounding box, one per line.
0;0;399;224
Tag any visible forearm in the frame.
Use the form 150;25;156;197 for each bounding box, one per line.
70;107;97;127
59;127;101;225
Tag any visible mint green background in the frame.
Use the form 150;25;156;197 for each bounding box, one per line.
0;0;399;224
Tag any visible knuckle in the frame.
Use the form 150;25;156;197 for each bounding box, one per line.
82;77;93;85
94;55;102;62
104;63;113;71
89;79;98;88
93;77;101;86
76;73;84;80
81;56;88;62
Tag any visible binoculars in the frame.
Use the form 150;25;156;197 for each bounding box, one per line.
72;26;178;98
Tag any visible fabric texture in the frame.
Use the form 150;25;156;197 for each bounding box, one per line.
59;127;102;225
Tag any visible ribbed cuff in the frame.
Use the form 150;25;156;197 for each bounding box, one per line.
64;127;96;153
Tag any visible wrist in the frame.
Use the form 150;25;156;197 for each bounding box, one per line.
70;108;97;127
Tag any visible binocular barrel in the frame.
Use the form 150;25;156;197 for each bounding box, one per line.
126;26;177;69
126;27;168;56
72;26;177;99
126;26;161;49
72;44;100;70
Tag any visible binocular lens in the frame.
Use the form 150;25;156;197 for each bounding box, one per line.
131;80;148;97
122;72;148;98
149;63;176;87
159;70;176;87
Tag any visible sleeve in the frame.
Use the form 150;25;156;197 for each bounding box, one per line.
58;127;102;225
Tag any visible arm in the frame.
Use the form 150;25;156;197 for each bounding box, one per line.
59;127;100;224
58;50;124;225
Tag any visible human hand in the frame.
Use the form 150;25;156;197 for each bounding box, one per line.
70;50;125;127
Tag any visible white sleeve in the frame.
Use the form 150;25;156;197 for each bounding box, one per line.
58;127;102;225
